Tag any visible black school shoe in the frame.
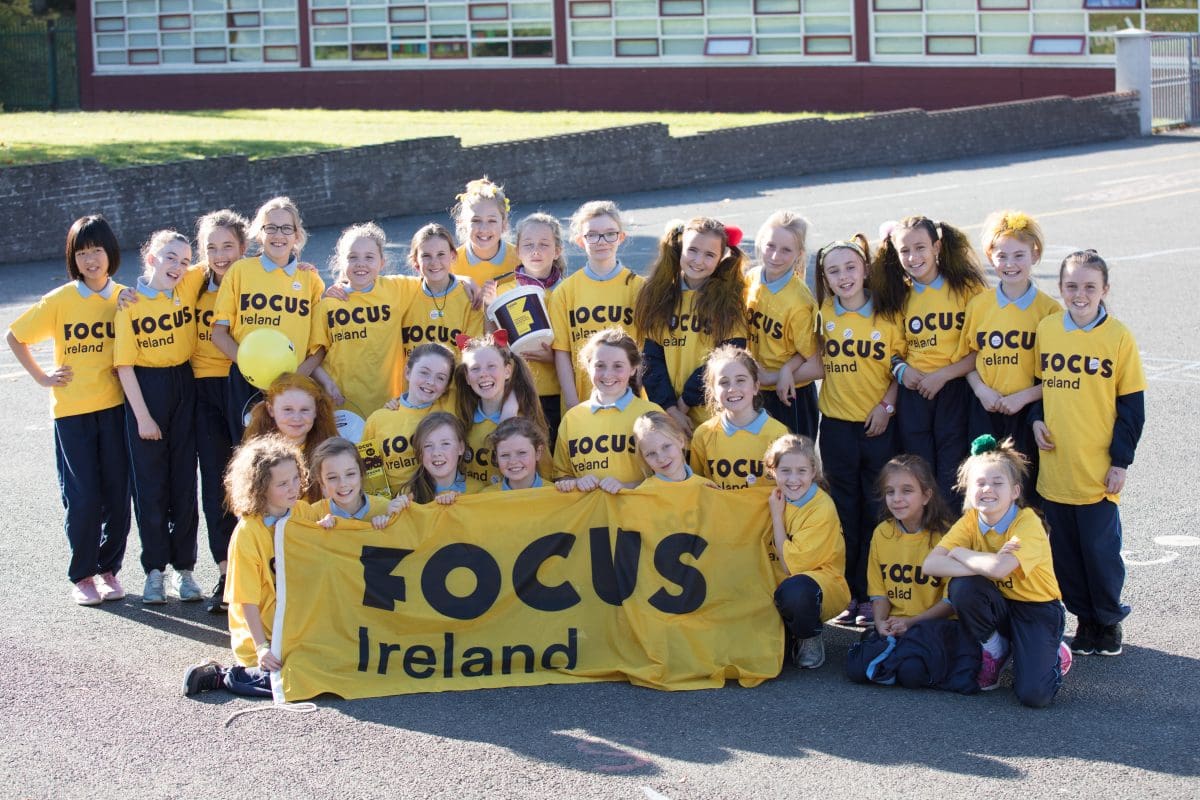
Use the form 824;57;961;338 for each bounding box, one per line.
183;659;226;696
1095;623;1123;656
1070;621;1097;655
205;575;227;614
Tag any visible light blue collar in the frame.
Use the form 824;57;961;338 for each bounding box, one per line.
398;392;434;411
346;281;377;294
655;465;694;483
465;240;507;265
834;296;874;318
263;509;292;528
1064;304;1107;332
910;274;945;293
330;496;370;520
588;387;634;413
583;262;623;282
721;408;770;436
763;268;793;295
207;276;220;293
473;406;503;425
502;474;544;491
259;254;298;277
75;279;115;299
996;282;1036;311
787;483;819;509
436;473;467;494
897;519;923;535
979;504;1019;535
422;276;457;298
135;277;173;301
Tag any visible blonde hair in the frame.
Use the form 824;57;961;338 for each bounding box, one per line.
331;222;388;284
139;229;190;278
955;436;1030;513
980;210;1044;262
632;411;688;462
764;434;826;490
248;196;308;255
223;434;307;518
569;200;625;241
514;212;568;274
703;344;762;416
754;210;809;279
451;177;511;246
577;327;642;395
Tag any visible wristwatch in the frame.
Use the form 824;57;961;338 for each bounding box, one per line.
879;401;895;415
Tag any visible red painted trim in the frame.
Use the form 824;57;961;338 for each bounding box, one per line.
159;14;191;30
553;0;569;64
76;0;95;108
925;35;977;55
298;0;312;68
853;0;870;63
80;65;1117;114
804;35;853;55
616;38;659;56
1030;35;1087;55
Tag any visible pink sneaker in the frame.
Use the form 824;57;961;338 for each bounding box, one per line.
1058;641;1073;678
72;578;102;607
96;572;125;601
978;647;1011;691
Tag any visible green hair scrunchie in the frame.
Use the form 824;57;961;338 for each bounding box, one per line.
970;434;998;456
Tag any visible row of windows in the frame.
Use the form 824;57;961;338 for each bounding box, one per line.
91;0;1200;66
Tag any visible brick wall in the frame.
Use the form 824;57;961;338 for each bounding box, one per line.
0;92;1140;265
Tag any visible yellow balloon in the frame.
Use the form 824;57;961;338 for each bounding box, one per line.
237;329;298;390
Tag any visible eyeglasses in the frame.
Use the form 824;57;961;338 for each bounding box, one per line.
262;224;296;236
582;231;621;244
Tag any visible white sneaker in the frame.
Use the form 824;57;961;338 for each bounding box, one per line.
142;569;166;604
174;569;203;602
796;635;826;669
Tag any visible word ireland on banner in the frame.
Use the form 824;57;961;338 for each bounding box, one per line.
272;483;784;701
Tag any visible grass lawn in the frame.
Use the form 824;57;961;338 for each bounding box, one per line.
0;108;855;168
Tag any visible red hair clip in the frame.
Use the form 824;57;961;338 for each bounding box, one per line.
454;333;472;351
492;329;509;348
725;225;743;249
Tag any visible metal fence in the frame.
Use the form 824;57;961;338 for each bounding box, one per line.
0;19;78;110
1151;34;1200;128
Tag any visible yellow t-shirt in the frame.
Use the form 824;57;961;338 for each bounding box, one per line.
187;265;232;380
866;520;948;618
658;290;748;427
902;278;983;373
494;275;559;397
464;416;501;492
453;241;520;285
113;284;199;369
816;297;907;422
778;489;852;621
225;514;278;667
360;401;441;495
1034;312;1146;504
552;392;662;483
8;280;125;418
212;256;325;357
745;267;819;390
956;285;1061;396
399;279;484;366
312;277;420;417
689;410;788;490
548;265;645;401
939;507;1061;603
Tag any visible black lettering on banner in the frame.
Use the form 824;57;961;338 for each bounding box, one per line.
360;546;413;610
421;543;502;620
513;532;581;612
648;533;708;614
589;527;641;606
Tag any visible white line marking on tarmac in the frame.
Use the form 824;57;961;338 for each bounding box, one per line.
1155;535;1200;547
1121;550;1180;566
1109;247;1200;261
1142;358;1200;384
641;788;673;800
801;184;962;209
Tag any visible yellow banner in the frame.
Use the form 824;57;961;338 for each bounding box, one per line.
275;483;784;700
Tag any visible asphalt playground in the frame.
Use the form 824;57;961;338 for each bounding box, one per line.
1;130;1198;799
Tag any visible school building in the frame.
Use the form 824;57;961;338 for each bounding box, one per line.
78;0;1198;111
